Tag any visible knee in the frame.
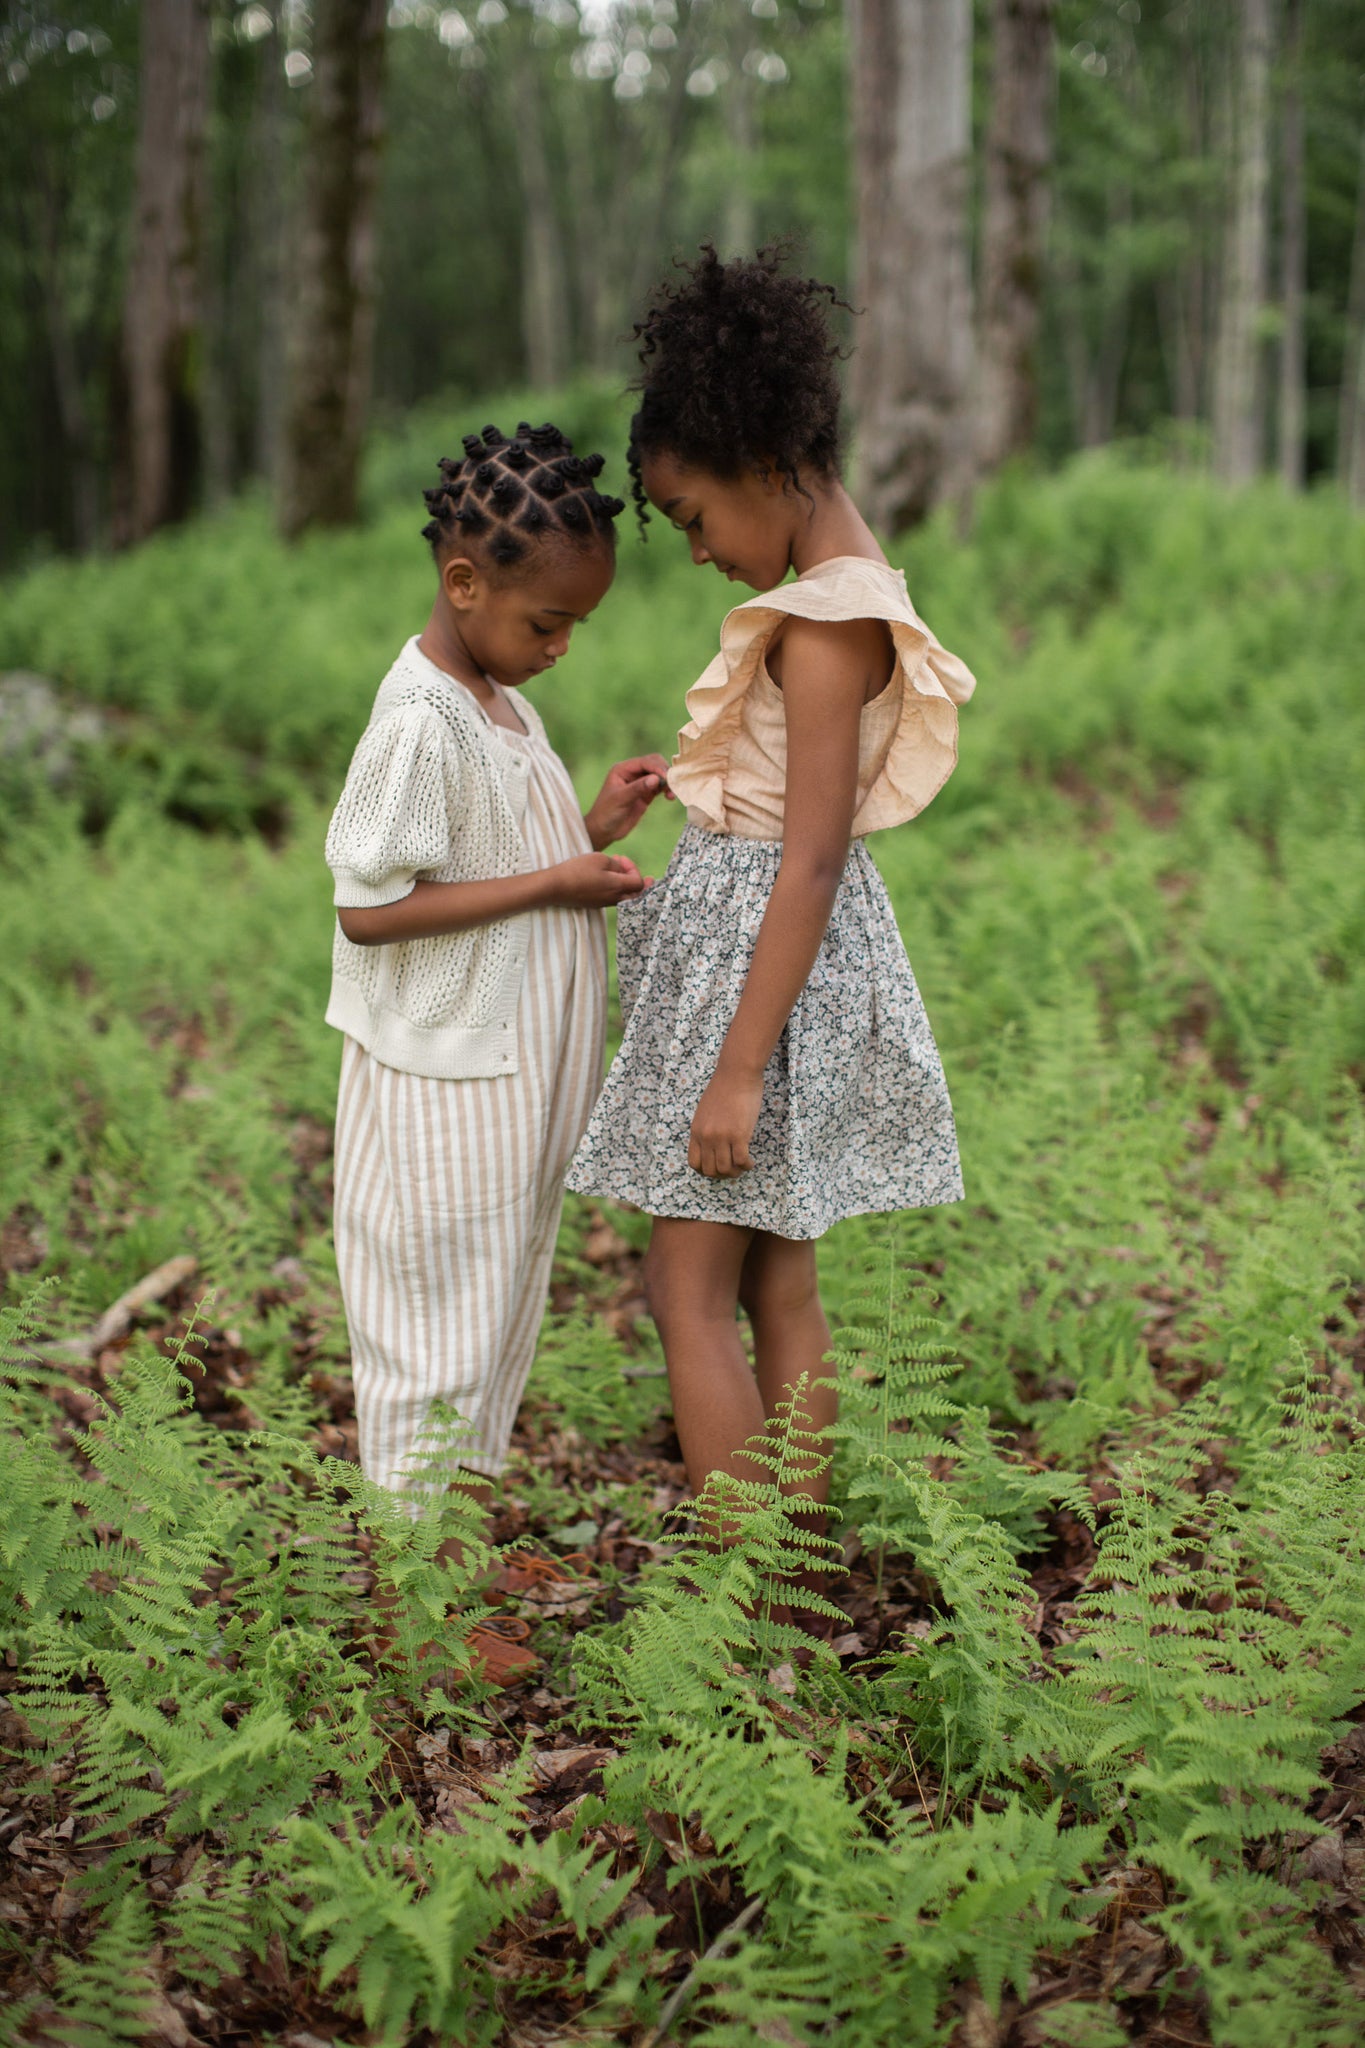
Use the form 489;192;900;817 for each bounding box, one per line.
642;1245;722;1335
641;1244;686;1333
740;1248;821;1327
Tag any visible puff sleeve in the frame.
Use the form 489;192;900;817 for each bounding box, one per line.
325;707;462;909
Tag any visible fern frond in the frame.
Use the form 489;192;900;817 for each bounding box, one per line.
48;1892;160;2045
161;1855;258;1987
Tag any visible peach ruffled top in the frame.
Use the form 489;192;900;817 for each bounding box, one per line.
666;555;976;841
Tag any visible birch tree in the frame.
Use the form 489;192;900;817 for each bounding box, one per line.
278;0;387;540
976;0;1056;474
1211;0;1273;484
119;0;211;544
511;21;569;390
848;0;973;531
1277;0;1305;488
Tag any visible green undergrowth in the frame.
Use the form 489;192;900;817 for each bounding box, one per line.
2;1285;1362;2044
1;427;1363;2036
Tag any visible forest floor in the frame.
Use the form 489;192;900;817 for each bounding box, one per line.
1;448;1364;2043
2;1147;1362;2045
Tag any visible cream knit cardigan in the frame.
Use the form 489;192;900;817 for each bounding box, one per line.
324;638;548;1079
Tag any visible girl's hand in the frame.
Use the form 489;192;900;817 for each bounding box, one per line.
689;1066;764;1178
585;755;674;849
551;852;648;909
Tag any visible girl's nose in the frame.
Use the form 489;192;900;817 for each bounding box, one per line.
689;535;712;567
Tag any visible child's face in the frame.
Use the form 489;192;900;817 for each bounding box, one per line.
639;452;795;591
444;545;615;687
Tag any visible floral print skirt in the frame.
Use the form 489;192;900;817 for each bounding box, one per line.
565;825;964;1240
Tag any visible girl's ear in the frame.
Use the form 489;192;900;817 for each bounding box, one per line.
441;554;481;610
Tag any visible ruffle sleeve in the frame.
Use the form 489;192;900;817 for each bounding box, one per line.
325;705;463;908
666;560;976;837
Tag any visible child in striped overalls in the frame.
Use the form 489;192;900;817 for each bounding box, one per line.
324;425;669;1671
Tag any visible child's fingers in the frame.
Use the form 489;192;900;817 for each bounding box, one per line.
689;1137;752;1178
615;754;671;799
688;1129;716;1177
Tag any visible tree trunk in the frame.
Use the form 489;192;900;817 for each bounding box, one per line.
119;0;211;545
1087;181;1132;447
722;11;758;260
1211;0;1273;485
278;0;387;540
33;170;99;552
627;0;705;312
511;44;569;389
200;199;233;509
1153;19;1211;430
975;0;1055;473
1336;129;1365;504
1278;0;1305;489
848;0;973;533
253;14;289;485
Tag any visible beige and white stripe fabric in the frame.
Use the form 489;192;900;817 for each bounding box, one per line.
333;697;607;1489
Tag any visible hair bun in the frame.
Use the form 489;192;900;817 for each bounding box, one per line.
425;416;620;566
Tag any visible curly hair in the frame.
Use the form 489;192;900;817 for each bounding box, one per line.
422;422;625;575
627;244;850;534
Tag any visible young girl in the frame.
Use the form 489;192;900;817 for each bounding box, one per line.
568;251;976;1541
325;422;669;1534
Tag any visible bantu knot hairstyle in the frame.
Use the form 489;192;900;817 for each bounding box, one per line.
627;243;851;536
421;421;626;573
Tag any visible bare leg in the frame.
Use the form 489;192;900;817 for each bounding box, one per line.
739;1232;840;1623
643;1216;763;1495
739;1232;837;1506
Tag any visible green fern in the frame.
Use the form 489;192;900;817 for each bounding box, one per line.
873;1468;1041;1786
161;1855;257;1988
826;1227;1091;1568
287;1780;632;2048
47;1893;160;2045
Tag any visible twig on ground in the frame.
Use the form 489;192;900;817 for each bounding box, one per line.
643;1894;765;2047
45;1254;199;1360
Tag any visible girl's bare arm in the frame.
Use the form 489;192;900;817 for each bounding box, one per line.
688;615;887;1179
337;855;644;946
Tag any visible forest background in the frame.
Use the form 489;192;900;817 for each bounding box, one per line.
1;3;1365;2046
6;0;1365;556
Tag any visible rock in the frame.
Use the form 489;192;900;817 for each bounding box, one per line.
0;671;107;786
1299;1831;1346;1887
